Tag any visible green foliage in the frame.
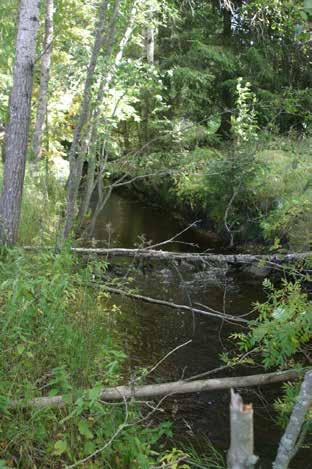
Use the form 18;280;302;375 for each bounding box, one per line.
239;278;312;369
19;169;66;245
0;248;172;467
232;78;258;143
180;440;226;469
234;271;312;435
274;381;312;435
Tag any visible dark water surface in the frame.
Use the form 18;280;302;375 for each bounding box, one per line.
92;192;308;468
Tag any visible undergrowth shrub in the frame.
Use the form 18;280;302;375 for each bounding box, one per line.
239;277;312;369
0;248;172;467
19;169;66;246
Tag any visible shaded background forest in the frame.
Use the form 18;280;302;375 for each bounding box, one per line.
0;0;312;249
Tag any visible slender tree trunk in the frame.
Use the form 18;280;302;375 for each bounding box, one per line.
76;0;123;230
79;1;139;236
0;0;40;245
216;7;233;139
32;0;54;163
141;5;155;144
60;0;110;245
145;10;155;64
273;370;312;469
77;149;97;227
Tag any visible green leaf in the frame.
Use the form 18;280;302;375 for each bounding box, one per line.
53;439;68;456
16;344;25;355
84;441;96;455
78;420;94;440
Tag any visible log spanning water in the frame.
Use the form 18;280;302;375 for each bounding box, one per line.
70;247;310;266
72;248;311;278
10;369;300;409
24;246;312;265
24;246;311;268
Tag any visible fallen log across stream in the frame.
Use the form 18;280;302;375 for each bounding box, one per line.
24;246;311;267
103;286;249;324
10;369;300;409
70;247;311;267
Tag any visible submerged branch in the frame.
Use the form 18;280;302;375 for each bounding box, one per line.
103;286;249;324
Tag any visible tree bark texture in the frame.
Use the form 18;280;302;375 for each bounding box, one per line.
273;370;312;469
32;0;54;162
0;0;41;244
10;369;300;409
227;390;258;469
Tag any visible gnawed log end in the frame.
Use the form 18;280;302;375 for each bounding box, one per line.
227;389;259;469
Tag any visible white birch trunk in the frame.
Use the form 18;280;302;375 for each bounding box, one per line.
145;7;155;64
142;4;156;143
32;0;54;163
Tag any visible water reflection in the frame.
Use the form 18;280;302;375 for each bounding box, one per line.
92;191;220;251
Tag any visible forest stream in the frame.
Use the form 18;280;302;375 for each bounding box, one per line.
92;192;309;468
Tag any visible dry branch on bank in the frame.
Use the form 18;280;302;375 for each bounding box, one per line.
10;369;300;409
103;286;249;324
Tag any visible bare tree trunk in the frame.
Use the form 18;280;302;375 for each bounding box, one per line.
0;0;40;245
60;0;110;245
32;0;54;163
273;370;312;469
145;7;155;64
227;390;258;469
